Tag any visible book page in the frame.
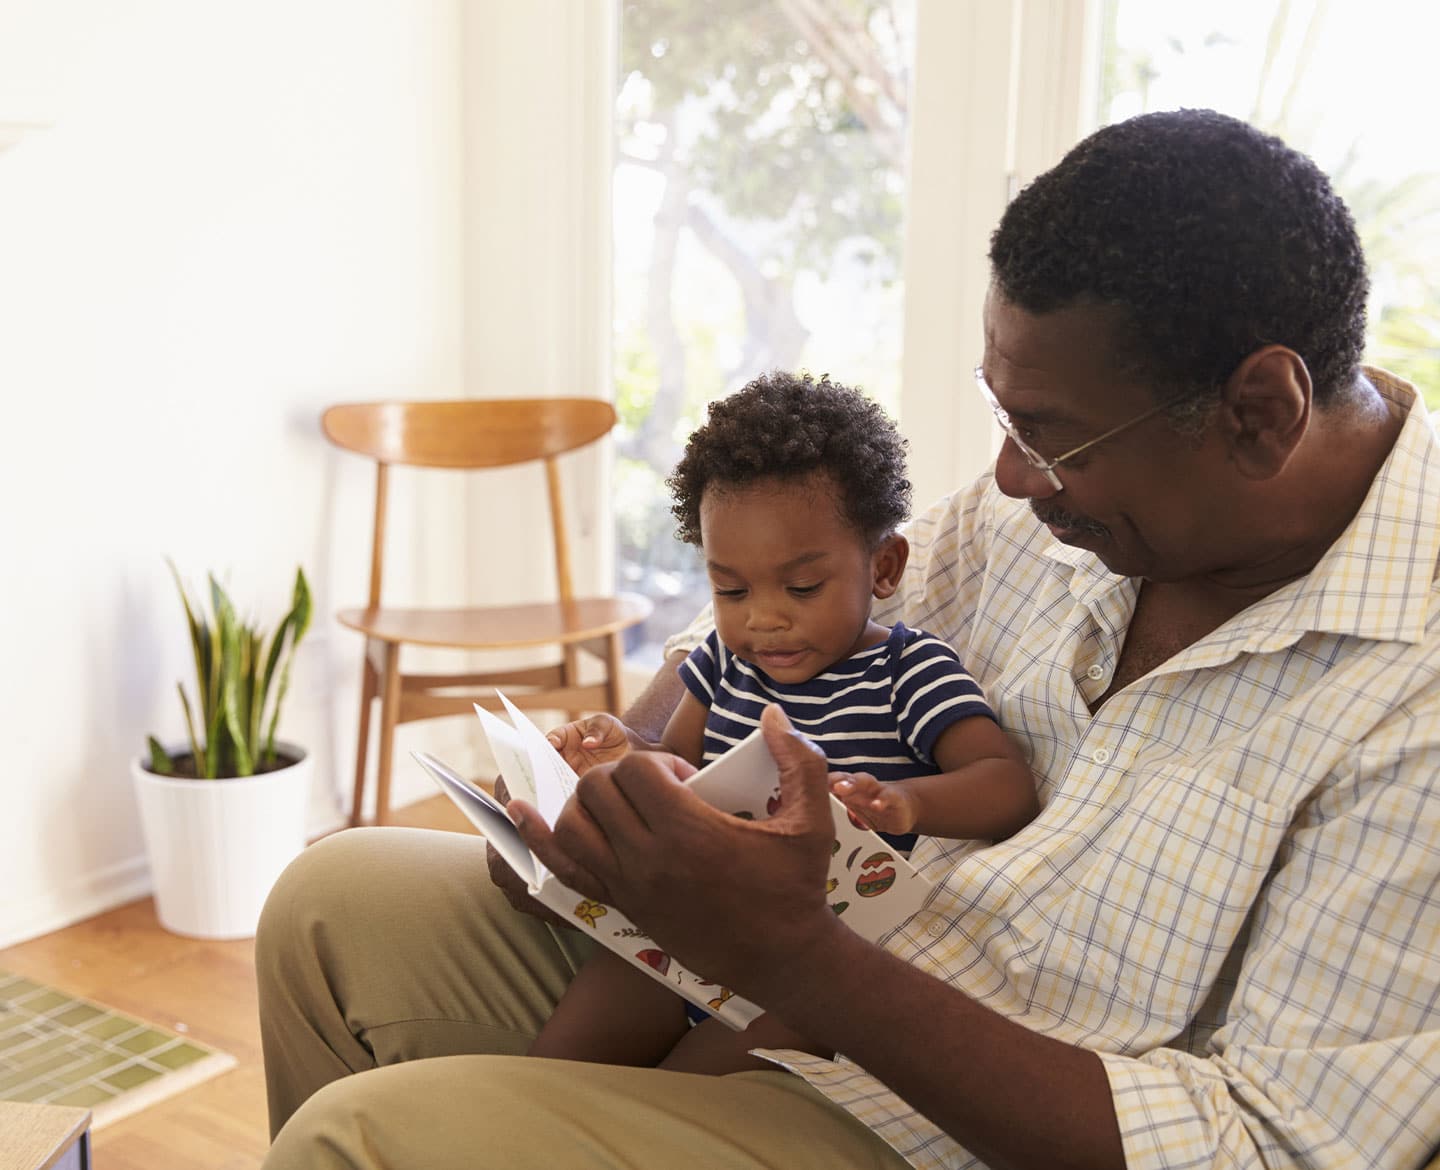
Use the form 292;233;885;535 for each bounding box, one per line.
472;704;541;809
683;726;778;808
410;751;538;888
685;725;931;940
496;692;580;828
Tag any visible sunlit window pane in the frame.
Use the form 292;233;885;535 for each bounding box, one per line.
1097;0;1440;410
614;1;916;663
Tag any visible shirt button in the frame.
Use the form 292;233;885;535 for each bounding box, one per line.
1091;748;1111;765
927;920;945;938
1086;664;1105;680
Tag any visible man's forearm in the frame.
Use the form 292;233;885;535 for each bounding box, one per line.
621;651;688;743
757;924;1126;1170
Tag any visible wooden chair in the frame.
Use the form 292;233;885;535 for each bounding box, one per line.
322;398;653;825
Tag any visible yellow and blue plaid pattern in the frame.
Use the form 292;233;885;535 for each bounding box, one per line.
666;370;1440;1169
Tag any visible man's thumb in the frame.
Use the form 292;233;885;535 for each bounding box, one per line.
759;704;830;819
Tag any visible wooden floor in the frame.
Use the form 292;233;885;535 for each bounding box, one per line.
0;795;474;1170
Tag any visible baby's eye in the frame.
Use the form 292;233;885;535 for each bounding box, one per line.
712;586;747;600
788;583;822;598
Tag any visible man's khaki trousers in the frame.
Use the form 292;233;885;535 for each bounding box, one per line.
257;827;909;1169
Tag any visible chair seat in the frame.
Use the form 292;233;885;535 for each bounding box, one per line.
323;396;651;825
337;593;652;650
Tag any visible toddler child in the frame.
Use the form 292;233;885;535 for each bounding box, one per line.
529;370;1038;1076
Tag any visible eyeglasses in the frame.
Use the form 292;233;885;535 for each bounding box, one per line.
973;365;1192;491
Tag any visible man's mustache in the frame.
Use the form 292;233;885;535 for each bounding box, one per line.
1031;501;1109;538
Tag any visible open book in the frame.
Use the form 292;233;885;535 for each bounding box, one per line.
412;692;932;1030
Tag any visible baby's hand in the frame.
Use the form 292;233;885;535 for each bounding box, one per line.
830;772;919;835
545;713;634;773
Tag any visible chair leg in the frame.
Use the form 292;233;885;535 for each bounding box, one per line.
374;642;402;826
605;630;625;714
349;644;378;828
562;643;582;723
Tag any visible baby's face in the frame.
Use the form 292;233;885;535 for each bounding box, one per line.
700;472;887;683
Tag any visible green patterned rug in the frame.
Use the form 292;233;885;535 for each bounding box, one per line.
0;969;236;1127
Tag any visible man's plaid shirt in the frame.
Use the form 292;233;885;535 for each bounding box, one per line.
667;370;1440;1169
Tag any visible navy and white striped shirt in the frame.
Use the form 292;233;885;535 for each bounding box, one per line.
679;623;995;850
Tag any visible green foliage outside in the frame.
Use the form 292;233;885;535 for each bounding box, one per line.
1098;0;1440;411
614;1;913;646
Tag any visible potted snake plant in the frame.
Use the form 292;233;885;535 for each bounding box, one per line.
131;563;314;939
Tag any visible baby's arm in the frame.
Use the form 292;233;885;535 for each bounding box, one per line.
545;713;648;772
831;715;1038;841
547;690;711;774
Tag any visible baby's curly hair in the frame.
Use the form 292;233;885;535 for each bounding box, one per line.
667;371;911;547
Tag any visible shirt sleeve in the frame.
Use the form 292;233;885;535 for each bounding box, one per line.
663;602;716;662
677;630;722;707
1096;689;1440;1169
891;634;995;764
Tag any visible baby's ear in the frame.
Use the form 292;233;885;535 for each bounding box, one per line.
871;533;909;599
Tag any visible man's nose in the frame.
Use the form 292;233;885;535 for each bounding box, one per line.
993;437;1062;500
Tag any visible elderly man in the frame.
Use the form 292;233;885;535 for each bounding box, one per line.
258;109;1440;1170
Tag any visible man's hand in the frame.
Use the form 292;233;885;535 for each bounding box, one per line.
484;775;570;930
545;713;637;773
512;704;844;997
830;771;921;835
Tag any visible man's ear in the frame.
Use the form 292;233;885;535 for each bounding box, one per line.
1218;345;1311;479
871;532;909;599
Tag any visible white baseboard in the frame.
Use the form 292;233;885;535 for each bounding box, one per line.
0;854;152;950
0;807;350;951
3;722;510;952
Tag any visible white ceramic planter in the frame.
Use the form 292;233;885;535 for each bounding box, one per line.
131;743;312;940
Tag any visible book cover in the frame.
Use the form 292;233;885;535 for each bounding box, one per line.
413;692;931;1030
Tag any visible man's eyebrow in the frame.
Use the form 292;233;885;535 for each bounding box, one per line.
984;369;1084;428
1004;405;1069;426
998;399;1086;429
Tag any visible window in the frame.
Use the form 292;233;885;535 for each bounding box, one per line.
613;0;917;662
1097;0;1440;409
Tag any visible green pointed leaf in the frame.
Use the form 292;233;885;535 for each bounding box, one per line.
146;736;175;775
212;579;253;777
166;560;206;691
263;568;312;763
177;684;205;777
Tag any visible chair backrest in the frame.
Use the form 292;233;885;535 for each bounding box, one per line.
321;398;617;468
321;398;619;606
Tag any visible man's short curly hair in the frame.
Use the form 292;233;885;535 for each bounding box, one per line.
989;108;1369;410
667;370;911;547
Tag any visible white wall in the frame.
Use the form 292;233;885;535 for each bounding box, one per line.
0;0;466;945
0;0;1087;947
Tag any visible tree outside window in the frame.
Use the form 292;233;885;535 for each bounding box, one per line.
1098;0;1440;409
613;0;916;662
